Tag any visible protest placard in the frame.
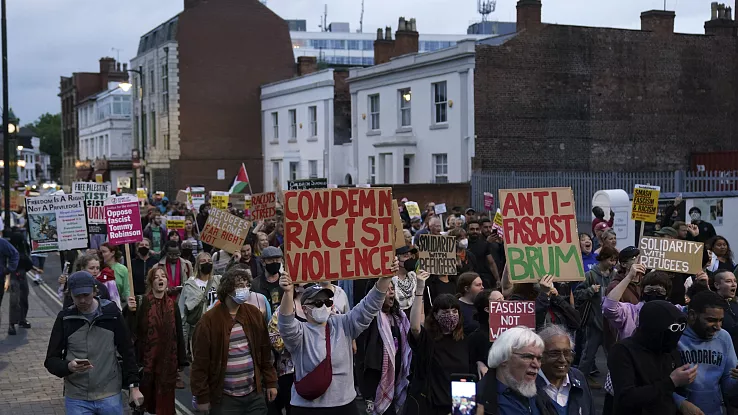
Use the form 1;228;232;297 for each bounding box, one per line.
25;194;88;253
200;208;251;254
284;187;395;282
167;216;186;240
137;188;147;205
392;200;405;249
1;190;25;211
416;234;457;275
631;185;660;223
492;209;505;241
434;203;447;215
500;187;584;283
405;201;421;218
287;178;328;190
229;193;251;211
251;192;277;221
484;192;495;211
489;301;536;341
211;191;229;210
73;182;111;234
176;190;189;204
104;196;144;245
638;236;704;274
189;186;206;211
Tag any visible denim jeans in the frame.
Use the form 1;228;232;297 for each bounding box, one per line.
65;393;123;415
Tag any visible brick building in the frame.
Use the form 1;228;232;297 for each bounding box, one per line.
59;58;128;188
474;0;738;173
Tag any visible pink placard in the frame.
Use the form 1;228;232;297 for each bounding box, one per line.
483;192;494;211
489;301;535;341
105;201;144;245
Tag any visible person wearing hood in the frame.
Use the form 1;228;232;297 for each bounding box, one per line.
157;196;170;214
143;210;168;257
675;290;738;415
609;300;693;415
689;207;717;244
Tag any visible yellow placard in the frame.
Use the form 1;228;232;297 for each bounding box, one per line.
631;185;660;223
211;191;229;210
137;188;147;201
405;201;421;218
493;209;503;227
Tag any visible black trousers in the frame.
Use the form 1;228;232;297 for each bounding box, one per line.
268;373;294;415
292;402;359;415
9;277;29;325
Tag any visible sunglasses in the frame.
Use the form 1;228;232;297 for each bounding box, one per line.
668;323;686;333
306;299;334;308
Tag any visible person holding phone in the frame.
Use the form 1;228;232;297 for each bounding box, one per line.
44;271;144;413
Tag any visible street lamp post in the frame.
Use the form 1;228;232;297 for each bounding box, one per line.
2;0;10;233
119;66;144;192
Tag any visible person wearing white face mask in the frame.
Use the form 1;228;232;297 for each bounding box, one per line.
689;207;716;243
278;258;399;414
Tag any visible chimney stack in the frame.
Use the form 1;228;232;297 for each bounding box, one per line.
123;63;128;72
516;0;542;32
99;57;116;74
297;56;318;76
640;10;675;36
705;2;737;36
394;17;419;58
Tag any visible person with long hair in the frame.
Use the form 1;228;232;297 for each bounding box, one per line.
254;231;270;256
456;272;484;335
125;266;187;415
183;217;202;257
595;229;617;255
100;243;130;301
467;289;503;379
709;235;735;272
179;252;222;361
406;271;469;415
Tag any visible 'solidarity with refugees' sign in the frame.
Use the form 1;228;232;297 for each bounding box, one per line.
73;182;111;234
638;236;704;275
416;234;457;275
26;194;88;253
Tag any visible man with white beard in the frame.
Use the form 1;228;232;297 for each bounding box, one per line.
475;327;557;415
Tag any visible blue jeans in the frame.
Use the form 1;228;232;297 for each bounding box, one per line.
65;393;123;415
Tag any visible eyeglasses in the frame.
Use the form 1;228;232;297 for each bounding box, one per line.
305;299;334;308
512;352;543;363
644;286;667;296
668;323;686;332
543;349;574;360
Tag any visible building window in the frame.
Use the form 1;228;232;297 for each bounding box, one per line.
433;154;448;183
399;88;411;127
161;62;169;113
308;106;317;137
403;155;412;184
98;136;103;158
272;162;280;187
369;94;380;130
308;160;318;178
104;135;109;155
149;69;155;95
432;81;448;124
164;133;170;150
289;109;297;140
112;96;131;115
289;161;299;180
368;156;376;185
271;112;279;141
348;40;361;50
150;111;156;148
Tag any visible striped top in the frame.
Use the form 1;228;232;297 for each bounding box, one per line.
223;321;256;397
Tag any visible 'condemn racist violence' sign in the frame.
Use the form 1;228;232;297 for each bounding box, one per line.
416;234;457;275
284;187;395;283
104;196;143;245
201;208;250;254
500;187;584;283
639;236;704;274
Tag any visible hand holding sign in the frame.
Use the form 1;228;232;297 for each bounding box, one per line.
415;270;431;283
539;275;554;294
279;273;294;293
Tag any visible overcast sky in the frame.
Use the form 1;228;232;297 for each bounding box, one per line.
10;0;718;124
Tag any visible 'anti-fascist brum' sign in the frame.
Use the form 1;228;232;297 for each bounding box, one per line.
631;185;660;223
639;236;704;275
284;187;395;283
73;182;111;234
251;192;277;221
489;301;536;341
416;234;457;275
104;196;144;245
500;187;584;283
201;208;251;254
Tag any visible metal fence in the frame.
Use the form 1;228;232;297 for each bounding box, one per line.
471;170;738;224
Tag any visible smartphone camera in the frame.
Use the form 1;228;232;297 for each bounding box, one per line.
451;373;477;415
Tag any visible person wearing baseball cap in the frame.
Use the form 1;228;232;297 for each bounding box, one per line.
592;221;610;251
655;226;678;239
45;271;143;411
252;246;286;313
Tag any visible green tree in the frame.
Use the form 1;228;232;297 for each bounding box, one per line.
24;112;61;181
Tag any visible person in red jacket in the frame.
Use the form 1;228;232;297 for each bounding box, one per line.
591;206;614;235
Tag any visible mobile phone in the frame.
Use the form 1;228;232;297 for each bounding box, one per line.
451;373;477;414
76;359;92;367
62;261;70;276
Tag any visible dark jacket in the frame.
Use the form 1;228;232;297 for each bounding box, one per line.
510;291;580;332
536;367;595;415
574;266;614;331
131;255;160;296
125;294;187;368
190;302;278;405
608;300;685;415
44;299;140;400
0;237;19;275
142;223;168;254
477;368;557;415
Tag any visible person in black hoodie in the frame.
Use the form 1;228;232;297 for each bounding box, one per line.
608;300;697;415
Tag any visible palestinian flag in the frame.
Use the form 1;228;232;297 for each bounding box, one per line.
229;163;251;194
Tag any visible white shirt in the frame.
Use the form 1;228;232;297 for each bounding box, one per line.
538;370;571;407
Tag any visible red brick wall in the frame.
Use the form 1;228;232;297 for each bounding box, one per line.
380;183;471;210
176;0;296;193
474;25;738;172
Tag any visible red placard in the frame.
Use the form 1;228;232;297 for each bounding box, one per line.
489;300;536;342
483;192;494;211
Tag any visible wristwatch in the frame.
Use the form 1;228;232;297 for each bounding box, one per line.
129;383;139;389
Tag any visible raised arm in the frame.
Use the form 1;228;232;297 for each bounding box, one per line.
606;264;645;302
410;270;431;338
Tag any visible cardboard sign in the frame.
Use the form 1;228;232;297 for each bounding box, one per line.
104;196;144;245
631;185;660;223
230;193;251;211
284;187;395;282
176;190;189;204
288;178;328;190
493;209;503;227
251;192;277;221
211;191;229;210
405;201;421;218
392;200;406;249
416;234;457;275
26;194;88;253
73;182;111;234
489;301;536;341
1;190;25;211
484;192;495;211
492;209;505;241
638;236;704;274
434;203;447;215
500;187;584;283
200;208;250;254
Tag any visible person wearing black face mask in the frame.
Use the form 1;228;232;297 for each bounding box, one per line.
131;238;160;295
251;246;285;313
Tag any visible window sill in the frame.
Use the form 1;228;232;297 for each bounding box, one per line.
430;123;449;130
288;138;297;143
367;130;381;136
396;126;413;133
269;140;279;145
307;137;318;142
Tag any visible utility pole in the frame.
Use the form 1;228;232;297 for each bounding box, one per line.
2;0;10;233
